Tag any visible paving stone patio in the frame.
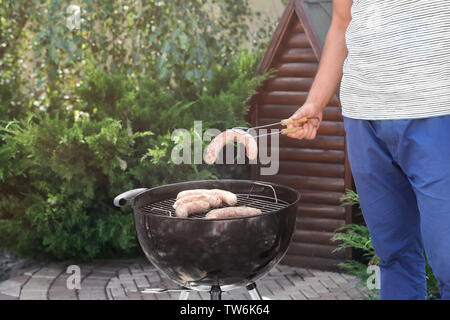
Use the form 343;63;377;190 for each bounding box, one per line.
0;258;367;300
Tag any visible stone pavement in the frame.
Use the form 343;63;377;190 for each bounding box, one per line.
0;258;367;300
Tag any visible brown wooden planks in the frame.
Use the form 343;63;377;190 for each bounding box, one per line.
298;203;347;220
278;148;346;164
263;174;345;192
323;106;343;121
285;32;311;48
263;91;340;106
256;1;296;75
291;20;304;33
279;48;316;62
296;190;344;205
287;242;345;260
292;230;337;246
296;216;346;232
263;91;309;105
293;0;322;59
274;62;318;77
259;105;343;121
277;161;345;178
249;0;353;270
265;77;314;91
317;121;345;136
279;135;345;150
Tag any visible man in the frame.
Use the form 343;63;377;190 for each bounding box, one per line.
287;0;450;299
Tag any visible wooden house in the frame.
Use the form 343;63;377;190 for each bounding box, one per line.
249;0;353;270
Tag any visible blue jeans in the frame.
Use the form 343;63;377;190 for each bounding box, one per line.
343;116;450;300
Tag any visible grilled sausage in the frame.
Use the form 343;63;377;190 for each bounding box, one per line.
204;129;258;164
173;194;222;209
205;206;262;219
175;200;211;218
176;189;238;206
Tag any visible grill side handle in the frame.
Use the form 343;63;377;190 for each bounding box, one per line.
114;188;148;207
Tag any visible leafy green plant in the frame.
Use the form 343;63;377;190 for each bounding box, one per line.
0;0;276;260
16;0;275;112
338;189;360;208
331;223;380;300
0;1;31;122
0;47;269;260
332;189;441;300
332;224;379;264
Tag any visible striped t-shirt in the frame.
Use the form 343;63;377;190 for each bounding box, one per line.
340;0;450;120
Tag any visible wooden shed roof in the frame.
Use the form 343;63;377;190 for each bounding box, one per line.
257;0;333;74
250;0;353;271
302;0;333;44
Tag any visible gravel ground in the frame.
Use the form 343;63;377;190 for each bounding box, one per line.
0;249;35;282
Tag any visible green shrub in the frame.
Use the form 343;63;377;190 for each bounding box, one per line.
0;0;276;260
0;49;269;260
333;189;441;300
331;223;380;300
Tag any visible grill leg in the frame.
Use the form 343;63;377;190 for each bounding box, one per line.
210;285;222;300
179;291;190;300
246;282;262;300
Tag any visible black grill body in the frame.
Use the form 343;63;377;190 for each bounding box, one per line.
117;180;300;292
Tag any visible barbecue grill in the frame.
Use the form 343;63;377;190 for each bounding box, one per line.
114;179;300;300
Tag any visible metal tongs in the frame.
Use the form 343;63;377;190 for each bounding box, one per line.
232;117;321;138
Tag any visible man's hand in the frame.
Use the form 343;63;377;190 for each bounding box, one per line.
284;0;351;140
286;103;323;140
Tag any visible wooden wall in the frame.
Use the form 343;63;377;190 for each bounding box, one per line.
250;1;352;270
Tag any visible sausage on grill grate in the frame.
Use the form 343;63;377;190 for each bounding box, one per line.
205;206;261;219
176;189;238;206
175;200;211;218
173;194;222;209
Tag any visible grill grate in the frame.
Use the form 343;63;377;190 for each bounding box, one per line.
138;194;290;219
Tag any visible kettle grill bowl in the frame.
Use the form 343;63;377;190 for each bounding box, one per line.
129;180;300;292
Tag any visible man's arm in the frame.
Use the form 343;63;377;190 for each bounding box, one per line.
287;0;353;140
